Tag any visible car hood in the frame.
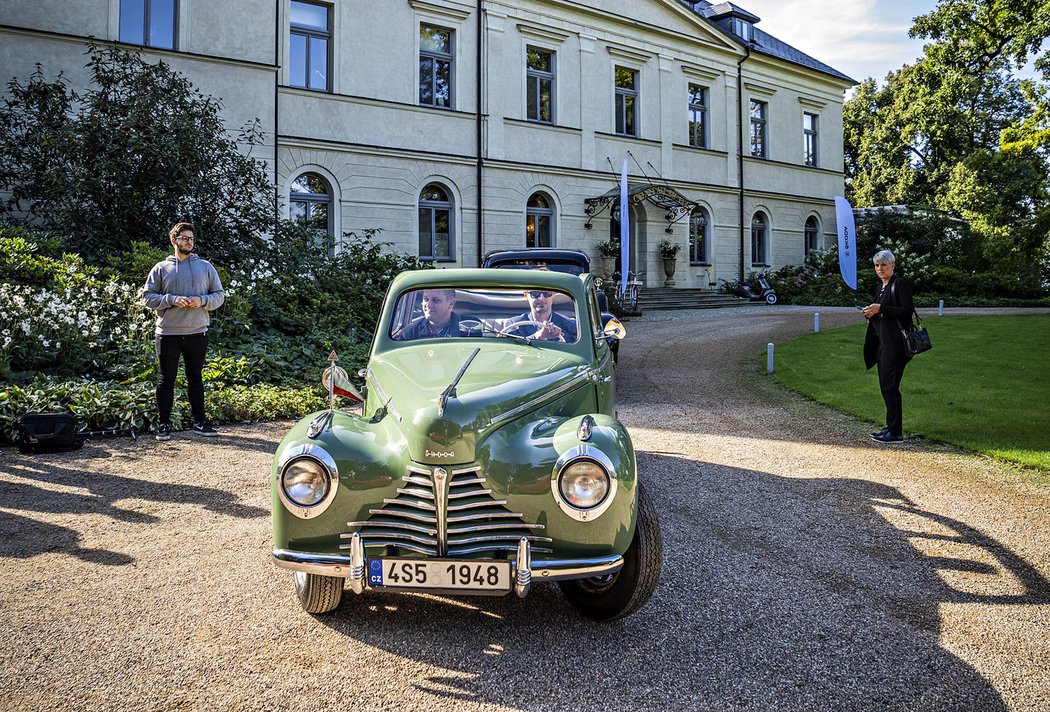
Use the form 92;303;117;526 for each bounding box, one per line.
368;342;592;464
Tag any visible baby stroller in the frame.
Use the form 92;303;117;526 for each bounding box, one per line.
735;276;778;305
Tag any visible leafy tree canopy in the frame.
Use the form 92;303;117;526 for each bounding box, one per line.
0;43;276;269
843;0;1050;281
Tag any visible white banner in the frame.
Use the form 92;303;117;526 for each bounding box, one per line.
619;157;629;296
834;195;857;290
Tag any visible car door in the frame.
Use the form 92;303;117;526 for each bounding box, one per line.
588;287;616;414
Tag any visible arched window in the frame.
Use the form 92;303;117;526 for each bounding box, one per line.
751;211;768;266
290;172;333;251
419;183;453;260
804;216;820;255
525;192;554;247
688;207;710;264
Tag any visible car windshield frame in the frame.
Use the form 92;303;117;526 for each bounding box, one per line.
388;285;582;345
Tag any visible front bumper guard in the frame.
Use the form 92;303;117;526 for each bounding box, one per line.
273;535;623;599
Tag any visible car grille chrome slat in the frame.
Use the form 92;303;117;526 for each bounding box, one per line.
346;465;548;559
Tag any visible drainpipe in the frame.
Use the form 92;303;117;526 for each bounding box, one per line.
736;44;751;282
476;0;484;265
274;0;281;221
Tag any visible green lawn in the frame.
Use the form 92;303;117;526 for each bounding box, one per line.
768;314;1050;472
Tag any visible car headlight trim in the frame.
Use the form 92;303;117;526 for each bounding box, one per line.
551;444;618;521
276;444;339;519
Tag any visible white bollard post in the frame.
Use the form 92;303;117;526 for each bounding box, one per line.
767;343;774;374
939;299;944;317
814;312;820;333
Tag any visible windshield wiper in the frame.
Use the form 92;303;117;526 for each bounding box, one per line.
438;347;481;417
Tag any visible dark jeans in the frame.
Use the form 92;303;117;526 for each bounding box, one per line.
156;333;208;425
877;357;908;436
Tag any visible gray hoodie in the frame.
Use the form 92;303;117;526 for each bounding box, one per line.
141;254;226;335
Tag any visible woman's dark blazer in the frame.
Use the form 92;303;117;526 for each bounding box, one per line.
863;274;914;370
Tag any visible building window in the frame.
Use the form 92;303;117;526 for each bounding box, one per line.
732;18;752;42
290;172;333;251
803;112;818;167
688;84;707;148
614;66;638;137
689;207;710;264
420;25;454;108
804;216;820;255
526;47;555;123
750;100;767;158
751;212;768;266
289;1;330;91
419;183;453;260
119;0;177;49
525;192;554;247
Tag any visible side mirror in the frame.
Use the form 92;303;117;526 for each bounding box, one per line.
603;318;627;340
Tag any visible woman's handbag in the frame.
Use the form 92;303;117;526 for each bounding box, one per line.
901;311;932;357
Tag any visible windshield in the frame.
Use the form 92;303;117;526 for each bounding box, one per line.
390;287;580;344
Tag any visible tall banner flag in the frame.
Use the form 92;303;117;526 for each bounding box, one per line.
834;196;857;290
619;157;630;296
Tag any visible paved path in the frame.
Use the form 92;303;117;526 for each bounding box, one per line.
1;309;1047;711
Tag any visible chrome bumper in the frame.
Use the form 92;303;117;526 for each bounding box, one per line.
272;537;623;598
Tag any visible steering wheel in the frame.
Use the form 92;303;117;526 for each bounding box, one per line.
498;320;565;342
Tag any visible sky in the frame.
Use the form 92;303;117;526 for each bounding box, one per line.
740;0;938;84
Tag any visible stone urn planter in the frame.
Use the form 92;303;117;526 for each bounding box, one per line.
601;255;617;277
662;257;677;287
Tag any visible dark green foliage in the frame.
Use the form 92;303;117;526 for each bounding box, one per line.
0;44;276;270
0;226;421;440
843;2;1050;285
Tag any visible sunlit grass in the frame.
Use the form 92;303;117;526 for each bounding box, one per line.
768;315;1050;473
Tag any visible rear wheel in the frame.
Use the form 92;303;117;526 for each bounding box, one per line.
559;484;662;621
293;571;343;614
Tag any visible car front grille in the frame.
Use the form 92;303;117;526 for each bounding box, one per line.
341;465;551;557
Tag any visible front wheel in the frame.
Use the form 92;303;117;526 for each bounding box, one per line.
765;292;778;305
558;483;662;621
293;571;343;614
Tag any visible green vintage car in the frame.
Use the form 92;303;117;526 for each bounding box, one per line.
271;268;661;621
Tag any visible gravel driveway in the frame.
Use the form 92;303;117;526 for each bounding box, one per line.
1;307;1047;711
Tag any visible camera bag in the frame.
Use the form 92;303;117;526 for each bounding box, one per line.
15;412;83;454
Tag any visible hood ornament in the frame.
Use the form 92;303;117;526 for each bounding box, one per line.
437;347;481;417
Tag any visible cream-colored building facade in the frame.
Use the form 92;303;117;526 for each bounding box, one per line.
0;0;854;287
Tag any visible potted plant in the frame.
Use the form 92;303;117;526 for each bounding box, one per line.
597;239;619;276
658;239;681;287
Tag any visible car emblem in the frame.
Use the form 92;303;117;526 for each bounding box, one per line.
426;450;455;458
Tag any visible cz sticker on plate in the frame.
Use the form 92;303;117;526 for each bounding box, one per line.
368;558;511;591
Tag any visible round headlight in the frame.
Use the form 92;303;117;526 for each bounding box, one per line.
282;457;330;506
559;459;610;509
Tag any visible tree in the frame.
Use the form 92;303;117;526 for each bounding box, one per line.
843;1;1050;281
0;43;276;269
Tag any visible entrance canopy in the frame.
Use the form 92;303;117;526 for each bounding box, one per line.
584;182;700;233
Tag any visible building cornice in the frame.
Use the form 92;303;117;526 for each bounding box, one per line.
0;23;277;71
408;0;474;22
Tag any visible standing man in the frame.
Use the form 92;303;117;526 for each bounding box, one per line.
141;222;225;441
862;249;914;444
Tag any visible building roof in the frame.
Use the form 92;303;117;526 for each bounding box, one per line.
676;0;856;84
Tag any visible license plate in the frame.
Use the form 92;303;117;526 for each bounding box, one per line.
368;558;511;592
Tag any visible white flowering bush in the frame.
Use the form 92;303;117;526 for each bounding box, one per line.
0;235;155;380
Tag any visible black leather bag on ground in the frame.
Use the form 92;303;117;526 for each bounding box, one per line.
15;412;83;454
901;312;932;358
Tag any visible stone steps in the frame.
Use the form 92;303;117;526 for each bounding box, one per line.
636;288;754;311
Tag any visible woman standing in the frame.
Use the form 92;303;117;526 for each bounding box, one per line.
862;250;914;443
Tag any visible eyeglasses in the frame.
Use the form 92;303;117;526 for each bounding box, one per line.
528;291;553;299
176;235;195;242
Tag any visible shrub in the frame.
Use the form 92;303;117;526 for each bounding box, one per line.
0;44;276;270
0;378;330;442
